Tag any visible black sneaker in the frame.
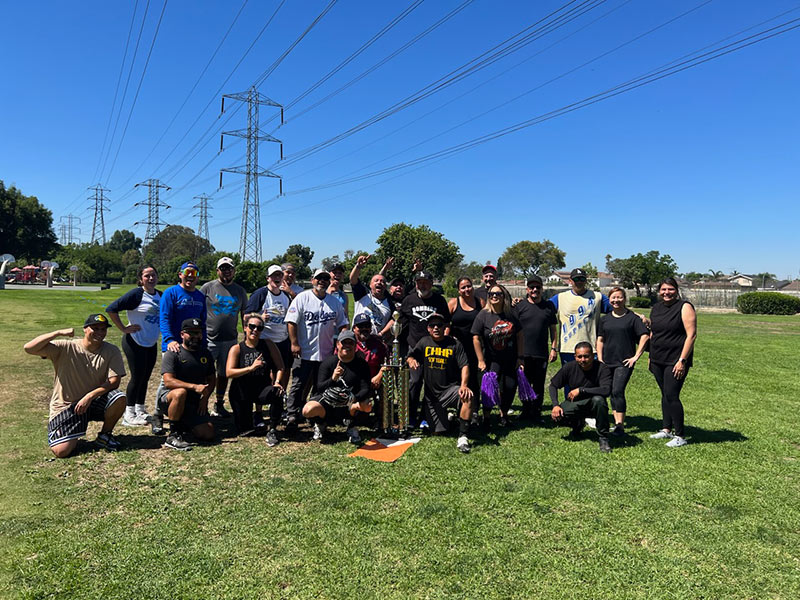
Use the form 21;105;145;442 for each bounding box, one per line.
151;412;165;435
164;433;192;451
95;432;122;451
568;423;584;440
285;416;298;434
598;438;612;453
253;414;266;431
210;402;231;418
612;424;625;437
265;429;279;447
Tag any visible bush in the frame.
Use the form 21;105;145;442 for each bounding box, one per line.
629;296;651;308
737;292;800;315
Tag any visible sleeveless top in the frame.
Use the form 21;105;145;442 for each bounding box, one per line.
649;299;693;366
231;340;277;396
451;298;480;361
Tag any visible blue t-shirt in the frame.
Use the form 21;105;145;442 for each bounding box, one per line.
159;285;207;351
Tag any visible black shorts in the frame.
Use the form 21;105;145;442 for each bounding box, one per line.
157;388;211;429
311;394;352;425
47;389;126;447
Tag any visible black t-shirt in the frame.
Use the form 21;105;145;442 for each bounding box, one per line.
471;310;520;366
513;298;557;359
232;340;278;395
316;354;372;403
597;310;649;367
649;299;693;366
474;286;491;302
548;361;612;406
410;335;468;400
399;292;451;353
161;346;215;384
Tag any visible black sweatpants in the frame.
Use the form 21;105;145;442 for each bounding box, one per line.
230;384;283;434
559;395;610;441
649;362;688;437
121;334;157;408
409;364;423;426
608;365;634;414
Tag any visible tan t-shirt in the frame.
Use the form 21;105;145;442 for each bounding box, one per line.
42;340;126;419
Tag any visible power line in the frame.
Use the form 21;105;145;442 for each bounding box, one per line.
88;184;111;244
134;178;171;247
193;194;211;243
60;215;82;245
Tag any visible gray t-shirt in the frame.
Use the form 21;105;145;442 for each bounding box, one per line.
201;279;247;342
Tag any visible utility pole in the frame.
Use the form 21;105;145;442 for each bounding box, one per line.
193;194;211;244
59;215;81;245
219;86;283;262
134;179;171;248
58;223;68;245
88;184;111;244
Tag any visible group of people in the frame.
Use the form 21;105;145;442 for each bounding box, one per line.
26;257;696;458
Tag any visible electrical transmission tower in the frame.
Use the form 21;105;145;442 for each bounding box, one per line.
59;215;81;245
193;194;211;243
88;184;111;244
219;86;283;262
134;179;171;248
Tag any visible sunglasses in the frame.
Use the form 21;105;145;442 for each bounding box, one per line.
572;277;587;282
428;322;444;329
355;323;371;329
218;265;233;271
487;291;504;298
316;277;331;283
247;323;264;331
181;268;198;276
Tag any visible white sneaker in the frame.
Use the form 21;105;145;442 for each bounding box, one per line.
650;430;674;440
584;417;596;430
134;405;152;422
457;435;471;454
122;413;149;427
346;427;361;444
312;422;326;441
666;436;688;448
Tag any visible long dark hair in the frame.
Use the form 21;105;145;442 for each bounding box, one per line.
658;277;680;298
136;265;158;287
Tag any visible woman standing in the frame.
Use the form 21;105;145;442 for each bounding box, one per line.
471;284;523;427
107;266;162;427
447;277;483;400
226;314;286;447
596;287;650;436
648;278;697;447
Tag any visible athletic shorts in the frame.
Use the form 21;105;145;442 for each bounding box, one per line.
208;340;237;377
157;388;211;429
423;385;463;434
311;394;352;425
47;389;126;447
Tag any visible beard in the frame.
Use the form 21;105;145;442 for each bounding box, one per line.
185;338;201;351
416;288;432;299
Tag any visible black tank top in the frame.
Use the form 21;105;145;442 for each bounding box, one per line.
451;298;480;360
649;299;693;366
234;340;276;393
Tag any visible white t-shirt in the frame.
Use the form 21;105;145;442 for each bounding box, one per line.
259;289;290;343
285;290;348;361
128;291;162;347
353;293;392;336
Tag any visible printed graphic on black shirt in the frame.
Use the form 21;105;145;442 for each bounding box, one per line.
488;319;515;351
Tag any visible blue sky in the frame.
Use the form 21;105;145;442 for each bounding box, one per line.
2;0;799;278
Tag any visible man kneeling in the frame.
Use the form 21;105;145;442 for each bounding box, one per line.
549;342;613;453
302;330;371;444
408;313;474;453
158;318;216;451
24;313;127;458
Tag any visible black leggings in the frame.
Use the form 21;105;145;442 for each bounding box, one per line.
608;365;634;414
230;383;283;434
121;334;157;408
489;360;517;415
649;362;688;437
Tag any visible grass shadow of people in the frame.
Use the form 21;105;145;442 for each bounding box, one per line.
625;415;748;445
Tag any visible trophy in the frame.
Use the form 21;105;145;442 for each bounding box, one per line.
381;310;410;438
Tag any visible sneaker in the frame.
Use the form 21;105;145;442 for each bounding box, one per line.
151;412;165;436
209;402;231;418
134;405;152;422
265;429;279;447
419;420;430;435
612;424;625;437
470;412;480;426
95;432;122;451
312;422;326;441
568;423;584;439
346;427;361;445
666;436;688;448
164;433;192;451
650;429;674;440
122;413;149;427
585;417;597;430
285;416;298;434
499;416;509;428
456;435;471;454
253;414;266;431
598;438;612;453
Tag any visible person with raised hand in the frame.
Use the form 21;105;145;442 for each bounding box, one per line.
349;254;395;338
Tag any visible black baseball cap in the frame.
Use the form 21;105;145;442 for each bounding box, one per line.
570;268;587;280
389;277;405;287
338;329;357;343
414;271;433;281
330;263;345;273
353;313;372;327
527;275;544;287
181;318;203;331
84;313;110;328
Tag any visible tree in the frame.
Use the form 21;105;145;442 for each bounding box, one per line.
708;269;725;281
270;244;314;280
235;261;270;293
320;255;341;271
107;229;142;254
143;226;215;276
374;223;461;280
605;251;678;297
443;260;485;296
0;181;58;260
497;240;566;279
683;271;707;283
754;272;777;287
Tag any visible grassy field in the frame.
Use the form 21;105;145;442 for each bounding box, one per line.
0;288;798;599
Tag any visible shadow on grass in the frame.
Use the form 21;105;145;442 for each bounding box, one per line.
626;415;748;445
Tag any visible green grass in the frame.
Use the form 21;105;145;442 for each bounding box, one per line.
1;290;798;599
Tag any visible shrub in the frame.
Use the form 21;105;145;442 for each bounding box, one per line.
737;292;800;315
629;296;651;308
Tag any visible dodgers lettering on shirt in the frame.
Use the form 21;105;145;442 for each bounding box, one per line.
285;290;348;361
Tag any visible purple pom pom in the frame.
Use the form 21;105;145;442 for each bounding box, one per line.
480;371;500;409
517;367;537;404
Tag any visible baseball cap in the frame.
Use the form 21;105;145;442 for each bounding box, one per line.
427;313;446;324
414;271;433;281
527;275;544;286
216;257;235;268
179;261;198;272
181;318;203;331
338;329;356;343
313;268;331;279
330;263;344;273
84;313;110;328
570;268;588;280
353;313;372;327
482;264;497;273
389;277;405;287
267;264;283;276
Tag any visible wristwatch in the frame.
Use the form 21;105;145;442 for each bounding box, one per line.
679;358;687;365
